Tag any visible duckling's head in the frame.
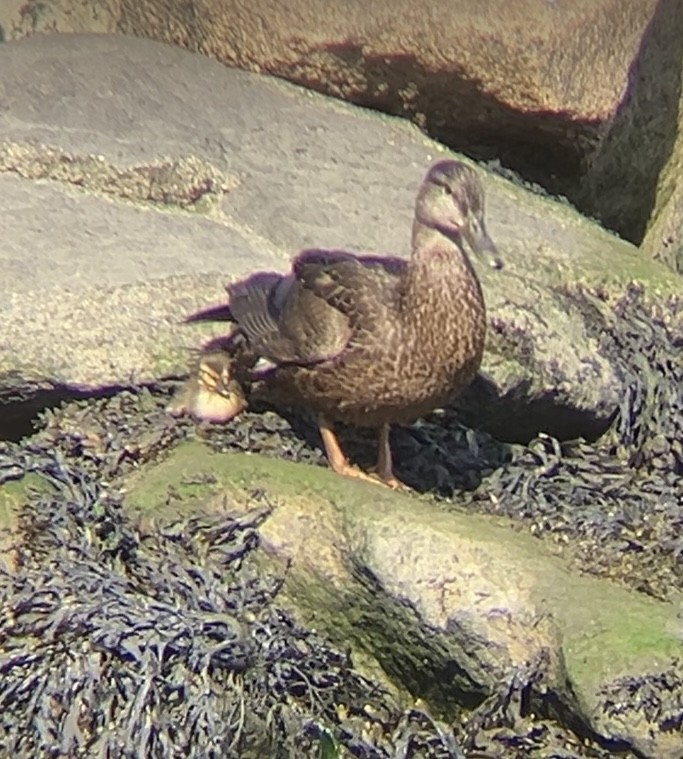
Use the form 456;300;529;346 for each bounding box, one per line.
414;160;503;269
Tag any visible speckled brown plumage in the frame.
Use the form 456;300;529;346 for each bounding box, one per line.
169;160;502;486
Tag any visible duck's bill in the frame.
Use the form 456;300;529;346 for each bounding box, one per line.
465;223;503;270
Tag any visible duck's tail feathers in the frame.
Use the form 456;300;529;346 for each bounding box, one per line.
184;303;234;324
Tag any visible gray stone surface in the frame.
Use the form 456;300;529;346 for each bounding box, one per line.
1;0;677;252
0;33;680;439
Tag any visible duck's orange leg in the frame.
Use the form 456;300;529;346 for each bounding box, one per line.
318;416;402;489
318;415;381;485
375;423;403;489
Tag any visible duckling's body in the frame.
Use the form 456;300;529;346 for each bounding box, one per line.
171;160;501;486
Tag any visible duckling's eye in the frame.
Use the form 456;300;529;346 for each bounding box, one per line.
443;185;453;196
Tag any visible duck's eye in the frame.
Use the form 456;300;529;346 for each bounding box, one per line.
443;185;453;196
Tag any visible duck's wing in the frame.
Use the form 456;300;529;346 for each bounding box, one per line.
226;269;352;365
293;249;406;320
185;249;405;366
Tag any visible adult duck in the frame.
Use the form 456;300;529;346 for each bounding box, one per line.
170;160;502;487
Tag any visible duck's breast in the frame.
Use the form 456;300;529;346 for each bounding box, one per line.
315;277;486;417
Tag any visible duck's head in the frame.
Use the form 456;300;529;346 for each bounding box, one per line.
414;160;503;269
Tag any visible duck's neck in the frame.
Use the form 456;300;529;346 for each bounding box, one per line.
407;221;482;302
399;221;486;359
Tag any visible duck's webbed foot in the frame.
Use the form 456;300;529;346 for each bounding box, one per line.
318;416;403;489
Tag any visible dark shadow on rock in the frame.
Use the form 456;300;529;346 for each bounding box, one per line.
349;562;489;712
280;43;597;202
278;3;683;243
452;373;616;445
0;382;146;441
577;0;683;243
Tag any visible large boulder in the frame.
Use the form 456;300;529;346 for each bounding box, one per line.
2;0;682;247
576;0;683;256
2;409;682;757
0;33;680;445
639;34;683;276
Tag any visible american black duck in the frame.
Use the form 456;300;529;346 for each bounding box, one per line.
170;159;502;486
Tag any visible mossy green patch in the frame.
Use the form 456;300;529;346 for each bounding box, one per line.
123;442;683;715
123;439;399;517
0;472;49;530
554;589;680;699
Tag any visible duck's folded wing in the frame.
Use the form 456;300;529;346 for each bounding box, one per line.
184;272;287;327
294;248;406;317
228;270;351;365
184;246;402;367
227;272;286;350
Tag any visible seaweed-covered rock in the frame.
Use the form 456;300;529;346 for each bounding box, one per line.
0;288;680;757
1;458;468;758
121;443;683;759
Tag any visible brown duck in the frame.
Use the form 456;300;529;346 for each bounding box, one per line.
170;160;502;487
